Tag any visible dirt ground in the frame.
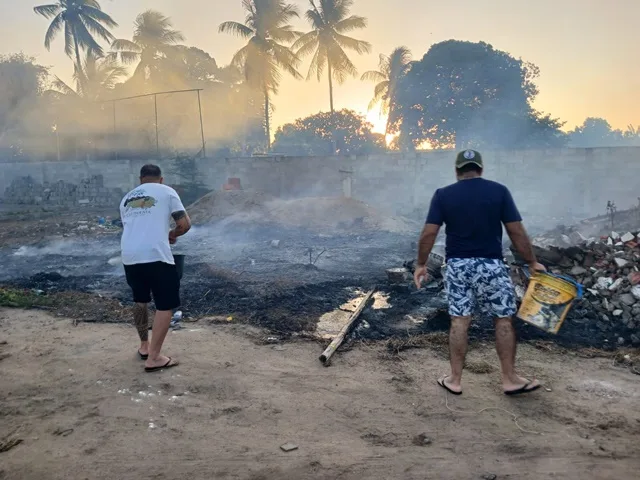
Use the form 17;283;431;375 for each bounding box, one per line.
1;309;639;480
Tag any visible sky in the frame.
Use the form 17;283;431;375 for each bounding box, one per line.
2;0;639;134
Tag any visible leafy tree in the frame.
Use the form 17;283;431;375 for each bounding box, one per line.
109;10;185;83
568;118;623;147
393;40;564;150
272;109;385;155
219;0;302;148
49;51;126;101
294;0;371;112
34;1;117;87
0;54;49;140
361;46;412;136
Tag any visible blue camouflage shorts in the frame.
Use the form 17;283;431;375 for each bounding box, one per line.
445;258;517;318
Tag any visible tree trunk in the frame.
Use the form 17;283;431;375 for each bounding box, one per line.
327;59;334;113
264;89;271;150
73;33;85;94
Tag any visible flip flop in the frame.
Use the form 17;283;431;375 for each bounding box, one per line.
145;357;179;373
504;381;541;396
437;376;462;396
138;350;149;361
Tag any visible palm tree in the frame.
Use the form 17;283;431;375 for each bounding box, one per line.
219;0;302;148
109;10;185;82
294;0;371;112
50;51;127;101
361;46;412;136
34;1;117;85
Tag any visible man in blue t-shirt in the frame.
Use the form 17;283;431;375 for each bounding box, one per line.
414;149;545;396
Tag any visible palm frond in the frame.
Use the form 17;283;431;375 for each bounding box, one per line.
43;12;64;50
334;15;368;33
111;39;141;52
51;76;79;97
307;44;327;81
74;19;105;55
82;5;118;29
292;31;320;57
64;21;74;57
33;4;61;19
361;70;386;83
82;15;116;44
219;21;254;38
333;33;371;54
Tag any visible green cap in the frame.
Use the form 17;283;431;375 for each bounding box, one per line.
455;149;483;169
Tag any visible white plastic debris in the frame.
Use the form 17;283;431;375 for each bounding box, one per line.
611;231;620;240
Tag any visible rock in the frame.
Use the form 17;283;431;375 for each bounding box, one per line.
570;266;587;276
609;278;623;291
631;335;640;347
614;258;629;268
612;309;623;317
481;475;497;480
619;294;635;307
631;285;640;301
629;272;640;286
412;433;433;446
270;240;281;248
597;277;613;290
280;443;298;452
607;237;613;246
618;337;625;346
611;231;620;240
621;232;635;243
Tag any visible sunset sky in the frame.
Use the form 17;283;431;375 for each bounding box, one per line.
2;0;639;134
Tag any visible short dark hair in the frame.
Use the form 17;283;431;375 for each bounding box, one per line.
140;164;161;178
456;163;483;175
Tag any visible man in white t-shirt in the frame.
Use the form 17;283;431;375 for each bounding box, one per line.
120;164;191;372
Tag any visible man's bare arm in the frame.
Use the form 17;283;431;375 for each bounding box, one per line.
504;221;537;265
171;210;192;238
417;224;441;266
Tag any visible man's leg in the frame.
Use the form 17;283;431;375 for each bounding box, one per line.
444;316;472;392
495;317;540;392
145;262;180;370
440;259;475;393
133;303;149;356
145;309;174;368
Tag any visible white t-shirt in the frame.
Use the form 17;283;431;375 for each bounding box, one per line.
119;183;185;266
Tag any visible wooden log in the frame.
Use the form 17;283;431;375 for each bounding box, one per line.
319;288;375;366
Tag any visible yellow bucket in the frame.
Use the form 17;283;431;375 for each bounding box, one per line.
517;271;582;334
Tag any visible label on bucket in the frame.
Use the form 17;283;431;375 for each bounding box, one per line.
517;273;577;334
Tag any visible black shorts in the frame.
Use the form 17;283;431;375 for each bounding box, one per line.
124;262;180;311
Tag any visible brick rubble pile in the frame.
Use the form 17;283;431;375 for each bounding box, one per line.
516;230;640;347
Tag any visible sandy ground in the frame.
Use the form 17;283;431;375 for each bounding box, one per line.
1;309;639;480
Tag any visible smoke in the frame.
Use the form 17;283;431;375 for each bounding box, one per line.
0;51;265;162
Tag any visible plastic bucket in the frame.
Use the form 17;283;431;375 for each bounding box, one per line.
517;271;582;334
173;254;185;280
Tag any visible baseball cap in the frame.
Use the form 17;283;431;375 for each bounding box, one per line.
455;149;483;169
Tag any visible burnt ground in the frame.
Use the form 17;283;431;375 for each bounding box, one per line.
0;217;634;350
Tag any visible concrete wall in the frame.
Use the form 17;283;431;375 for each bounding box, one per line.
1;147;639;228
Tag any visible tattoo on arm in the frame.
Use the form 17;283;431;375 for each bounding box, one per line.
172;210;186;221
171;210;191;237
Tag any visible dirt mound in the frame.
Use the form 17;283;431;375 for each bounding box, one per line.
187;190;275;225
188;191;417;233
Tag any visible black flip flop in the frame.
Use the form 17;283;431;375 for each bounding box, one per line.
437;376;462;396
138;350;149;361
145;357;179;373
504;382;541;396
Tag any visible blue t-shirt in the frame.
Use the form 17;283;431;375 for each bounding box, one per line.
426;178;522;260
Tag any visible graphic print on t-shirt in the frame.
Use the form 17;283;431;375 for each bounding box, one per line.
122;188;158;217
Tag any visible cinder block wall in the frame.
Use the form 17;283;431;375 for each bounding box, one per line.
1;147;638;227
